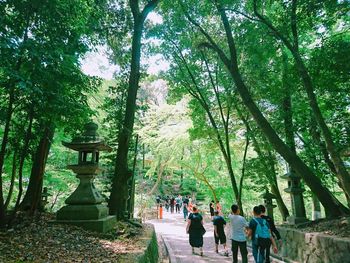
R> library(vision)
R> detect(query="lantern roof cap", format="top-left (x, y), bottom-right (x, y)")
top-left (260, 188), bottom-right (276, 199)
top-left (62, 122), bottom-right (112, 152)
top-left (281, 171), bottom-right (301, 179)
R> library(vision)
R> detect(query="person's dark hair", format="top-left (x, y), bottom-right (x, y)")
top-left (253, 206), bottom-right (262, 215)
top-left (211, 200), bottom-right (214, 203)
top-left (231, 204), bottom-right (239, 213)
top-left (259, 204), bottom-right (266, 213)
top-left (216, 200), bottom-right (220, 203)
top-left (192, 206), bottom-right (198, 212)
top-left (214, 210), bottom-right (219, 215)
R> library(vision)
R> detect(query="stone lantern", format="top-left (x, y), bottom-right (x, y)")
top-left (39, 187), bottom-right (50, 212)
top-left (56, 122), bottom-right (116, 232)
top-left (281, 171), bottom-right (308, 224)
top-left (260, 188), bottom-right (277, 220)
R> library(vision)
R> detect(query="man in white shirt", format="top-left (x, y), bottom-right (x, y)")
top-left (228, 204), bottom-right (248, 263)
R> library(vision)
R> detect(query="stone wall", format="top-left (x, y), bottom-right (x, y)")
top-left (277, 227), bottom-right (350, 263)
top-left (119, 224), bottom-right (159, 263)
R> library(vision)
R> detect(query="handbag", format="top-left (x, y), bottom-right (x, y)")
top-left (201, 225), bottom-right (206, 236)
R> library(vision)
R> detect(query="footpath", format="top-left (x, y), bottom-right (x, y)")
top-left (149, 211), bottom-right (285, 263)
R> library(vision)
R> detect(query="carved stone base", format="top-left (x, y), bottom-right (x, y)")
top-left (55, 216), bottom-right (116, 233)
top-left (57, 204), bottom-right (109, 220)
top-left (287, 215), bottom-right (309, 225)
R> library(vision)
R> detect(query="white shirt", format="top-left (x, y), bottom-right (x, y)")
top-left (229, 214), bottom-right (248, 242)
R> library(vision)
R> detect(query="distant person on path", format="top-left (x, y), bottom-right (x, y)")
top-left (170, 197), bottom-right (175, 213)
top-left (183, 202), bottom-right (189, 221)
top-left (186, 206), bottom-right (205, 256)
top-left (229, 204), bottom-right (248, 263)
top-left (175, 195), bottom-right (181, 213)
top-left (248, 206), bottom-right (278, 263)
top-left (159, 203), bottom-right (163, 219)
top-left (165, 198), bottom-right (169, 212)
top-left (216, 200), bottom-right (222, 215)
top-left (156, 195), bottom-right (161, 207)
top-left (259, 204), bottom-right (281, 263)
top-left (209, 200), bottom-right (215, 220)
top-left (183, 195), bottom-right (189, 205)
top-left (213, 210), bottom-right (228, 256)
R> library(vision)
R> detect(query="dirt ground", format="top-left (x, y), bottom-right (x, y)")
top-left (0, 213), bottom-right (148, 262)
top-left (291, 216), bottom-right (350, 238)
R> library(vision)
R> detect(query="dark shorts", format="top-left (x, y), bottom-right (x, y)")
top-left (210, 210), bottom-right (214, 216)
top-left (214, 233), bottom-right (226, 244)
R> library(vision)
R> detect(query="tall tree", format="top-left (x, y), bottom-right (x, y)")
top-left (109, 0), bottom-right (161, 219)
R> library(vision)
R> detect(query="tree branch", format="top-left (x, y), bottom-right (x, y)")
top-left (224, 8), bottom-right (260, 22)
top-left (253, 0), bottom-right (295, 51)
top-left (179, 0), bottom-right (231, 68)
top-left (141, 0), bottom-right (161, 22)
top-left (291, 0), bottom-right (299, 51)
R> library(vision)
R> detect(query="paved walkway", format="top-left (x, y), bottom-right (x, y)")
top-left (149, 211), bottom-right (284, 263)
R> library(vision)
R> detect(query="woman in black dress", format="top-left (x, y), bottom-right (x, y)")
top-left (186, 206), bottom-right (205, 256)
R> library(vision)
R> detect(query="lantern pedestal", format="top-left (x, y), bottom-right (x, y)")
top-left (282, 171), bottom-right (308, 225)
top-left (55, 122), bottom-right (115, 233)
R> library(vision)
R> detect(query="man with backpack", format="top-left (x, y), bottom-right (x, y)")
top-left (248, 206), bottom-right (278, 263)
top-left (259, 204), bottom-right (281, 263)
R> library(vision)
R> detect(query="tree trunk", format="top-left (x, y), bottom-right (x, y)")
top-left (229, 66), bottom-right (348, 216)
top-left (13, 108), bottom-right (34, 212)
top-left (149, 162), bottom-right (166, 195)
top-left (4, 152), bottom-right (17, 210)
top-left (127, 135), bottom-right (139, 219)
top-left (199, 174), bottom-right (218, 204)
top-left (238, 132), bottom-right (249, 215)
top-left (236, 105), bottom-right (290, 220)
top-left (0, 88), bottom-right (15, 227)
top-left (109, 0), bottom-right (160, 219)
top-left (19, 125), bottom-right (54, 213)
top-left (270, 183), bottom-right (289, 221)
top-left (310, 115), bottom-right (350, 207)
top-left (0, 19), bottom-right (30, 226)
top-left (281, 53), bottom-right (306, 218)
top-left (50, 190), bottom-right (62, 211)
top-left (293, 52), bottom-right (350, 202)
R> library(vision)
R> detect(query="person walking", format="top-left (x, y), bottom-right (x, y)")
top-left (209, 200), bottom-right (215, 220)
top-left (183, 195), bottom-right (189, 205)
top-left (165, 198), bottom-right (169, 212)
top-left (259, 204), bottom-right (281, 263)
top-left (175, 195), bottom-right (181, 213)
top-left (213, 210), bottom-right (228, 256)
top-left (170, 197), bottom-right (175, 214)
top-left (216, 200), bottom-right (222, 215)
top-left (186, 206), bottom-right (205, 256)
top-left (248, 206), bottom-right (278, 263)
top-left (183, 202), bottom-right (189, 221)
top-left (228, 204), bottom-right (248, 263)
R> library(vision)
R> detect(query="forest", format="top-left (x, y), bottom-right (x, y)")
top-left (0, 0), bottom-right (349, 261)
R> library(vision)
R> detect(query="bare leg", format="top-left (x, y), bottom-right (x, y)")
top-left (200, 247), bottom-right (203, 256)
top-left (223, 243), bottom-right (228, 256)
